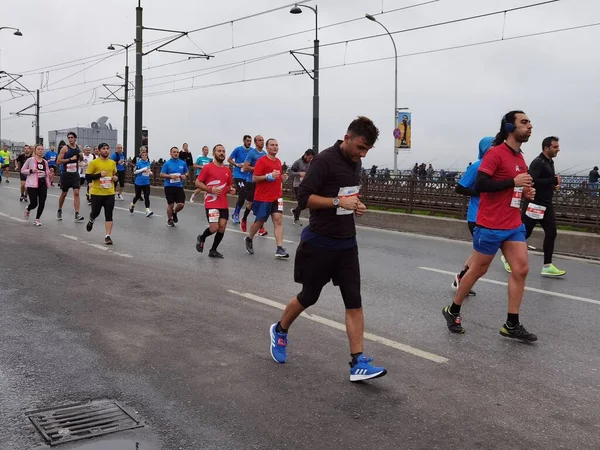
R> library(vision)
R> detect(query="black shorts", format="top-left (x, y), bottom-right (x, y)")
top-left (468, 221), bottom-right (476, 236)
top-left (20, 173), bottom-right (27, 182)
top-left (245, 181), bottom-right (256, 202)
top-left (205, 208), bottom-right (230, 223)
top-left (60, 174), bottom-right (81, 191)
top-left (116, 171), bottom-right (126, 188)
top-left (164, 186), bottom-right (185, 205)
top-left (233, 178), bottom-right (246, 192)
top-left (90, 194), bottom-right (115, 222)
top-left (294, 241), bottom-right (361, 309)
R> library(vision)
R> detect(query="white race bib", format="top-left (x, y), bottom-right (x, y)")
top-left (277, 198), bottom-right (284, 212)
top-left (336, 185), bottom-right (360, 215)
top-left (100, 177), bottom-right (113, 189)
top-left (208, 209), bottom-right (220, 223)
top-left (510, 187), bottom-right (523, 209)
top-left (525, 202), bottom-right (546, 220)
top-left (66, 163), bottom-right (77, 173)
top-left (37, 171), bottom-right (45, 178)
top-left (170, 173), bottom-right (181, 184)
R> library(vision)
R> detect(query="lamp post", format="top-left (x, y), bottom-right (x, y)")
top-left (365, 14), bottom-right (398, 174)
top-left (0, 26), bottom-right (23, 146)
top-left (290, 4), bottom-right (319, 154)
top-left (108, 43), bottom-right (133, 158)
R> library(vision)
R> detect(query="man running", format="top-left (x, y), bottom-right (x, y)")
top-left (16, 145), bottom-right (32, 202)
top-left (56, 132), bottom-right (85, 221)
top-left (160, 146), bottom-right (188, 227)
top-left (190, 145), bottom-right (212, 203)
top-left (0, 144), bottom-right (10, 183)
top-left (111, 144), bottom-right (126, 201)
top-left (43, 145), bottom-right (58, 186)
top-left (289, 149), bottom-right (315, 226)
top-left (228, 135), bottom-right (253, 223)
top-left (80, 146), bottom-right (94, 204)
top-left (195, 144), bottom-right (235, 258)
top-left (242, 135), bottom-right (267, 236)
top-left (443, 110), bottom-right (538, 342)
top-left (85, 143), bottom-right (118, 245)
top-left (244, 138), bottom-right (289, 259)
top-left (269, 116), bottom-right (388, 382)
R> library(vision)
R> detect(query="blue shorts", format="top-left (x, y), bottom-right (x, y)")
top-left (251, 200), bottom-right (283, 222)
top-left (473, 224), bottom-right (526, 255)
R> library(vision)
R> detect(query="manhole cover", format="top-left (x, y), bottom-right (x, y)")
top-left (26, 400), bottom-right (144, 446)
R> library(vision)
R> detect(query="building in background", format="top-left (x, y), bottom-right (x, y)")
top-left (1, 139), bottom-right (27, 161)
top-left (48, 116), bottom-right (118, 154)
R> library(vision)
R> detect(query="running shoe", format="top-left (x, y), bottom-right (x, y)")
top-left (269, 323), bottom-right (287, 364)
top-left (275, 247), bottom-right (289, 259)
top-left (145, 209), bottom-right (154, 218)
top-left (23, 195), bottom-right (28, 203)
top-left (442, 305), bottom-right (465, 334)
top-left (19, 196), bottom-right (23, 203)
top-left (75, 213), bottom-right (85, 222)
top-left (167, 219), bottom-right (175, 227)
top-left (258, 227), bottom-right (268, 236)
top-left (172, 211), bottom-right (178, 223)
top-left (293, 219), bottom-right (302, 227)
top-left (196, 234), bottom-right (205, 253)
top-left (245, 237), bottom-right (254, 255)
top-left (57, 210), bottom-right (62, 221)
top-left (499, 323), bottom-right (538, 342)
top-left (241, 218), bottom-right (247, 232)
top-left (86, 219), bottom-right (94, 232)
top-left (541, 264), bottom-right (566, 277)
top-left (232, 213), bottom-right (240, 224)
top-left (349, 355), bottom-right (387, 382)
top-left (208, 249), bottom-right (224, 258)
top-left (117, 194), bottom-right (124, 201)
top-left (34, 219), bottom-right (42, 226)
top-left (451, 273), bottom-right (476, 296)
top-left (501, 255), bottom-right (512, 273)
top-left (87, 200), bottom-right (92, 206)
top-left (24, 210), bottom-right (30, 220)
top-left (190, 193), bottom-right (196, 203)
top-left (105, 235), bottom-right (113, 245)
top-left (129, 203), bottom-right (135, 213)
top-left (5, 179), bottom-right (8, 183)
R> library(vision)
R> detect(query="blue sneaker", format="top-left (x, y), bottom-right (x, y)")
top-left (269, 323), bottom-right (287, 363)
top-left (232, 213), bottom-right (240, 224)
top-left (349, 355), bottom-right (387, 382)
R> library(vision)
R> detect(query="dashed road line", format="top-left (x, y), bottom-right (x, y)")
top-left (60, 234), bottom-right (133, 258)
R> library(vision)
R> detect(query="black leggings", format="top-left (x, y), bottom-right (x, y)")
top-left (293, 187), bottom-right (303, 220)
top-left (27, 184), bottom-right (48, 219)
top-left (522, 203), bottom-right (557, 264)
top-left (133, 184), bottom-right (150, 208)
top-left (90, 195), bottom-right (115, 222)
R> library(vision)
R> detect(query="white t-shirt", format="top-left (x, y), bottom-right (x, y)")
top-left (79, 154), bottom-right (95, 176)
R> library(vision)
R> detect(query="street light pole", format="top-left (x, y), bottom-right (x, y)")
top-left (135, 0), bottom-right (143, 159)
top-left (0, 26), bottom-right (23, 146)
top-left (365, 14), bottom-right (398, 174)
top-left (108, 43), bottom-right (133, 158)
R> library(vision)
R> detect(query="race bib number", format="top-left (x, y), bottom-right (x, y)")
top-left (50, 156), bottom-right (56, 162)
top-left (525, 202), bottom-right (546, 220)
top-left (208, 209), bottom-right (220, 223)
top-left (336, 185), bottom-right (360, 215)
top-left (142, 171), bottom-right (150, 177)
top-left (277, 198), bottom-right (284, 212)
top-left (510, 187), bottom-right (523, 208)
top-left (66, 163), bottom-right (77, 173)
top-left (170, 174), bottom-right (181, 184)
top-left (100, 177), bottom-right (113, 189)
top-left (37, 171), bottom-right (45, 179)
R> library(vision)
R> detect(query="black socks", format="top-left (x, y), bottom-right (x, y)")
top-left (211, 231), bottom-right (224, 251)
top-left (449, 302), bottom-right (461, 315)
top-left (275, 322), bottom-right (287, 334)
top-left (507, 313), bottom-right (519, 327)
top-left (458, 265), bottom-right (469, 280)
top-left (200, 228), bottom-right (214, 240)
top-left (242, 207), bottom-right (251, 221)
top-left (351, 352), bottom-right (363, 366)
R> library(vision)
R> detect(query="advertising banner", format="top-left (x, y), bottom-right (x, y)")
top-left (395, 111), bottom-right (411, 151)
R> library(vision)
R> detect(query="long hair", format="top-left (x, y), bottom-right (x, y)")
top-left (493, 110), bottom-right (525, 147)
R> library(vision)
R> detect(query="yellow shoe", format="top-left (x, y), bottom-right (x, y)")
top-left (501, 255), bottom-right (512, 273)
top-left (541, 264), bottom-right (566, 277)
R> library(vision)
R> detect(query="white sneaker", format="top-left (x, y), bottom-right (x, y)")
top-left (117, 194), bottom-right (124, 201)
top-left (34, 219), bottom-right (42, 226)
top-left (146, 209), bottom-right (154, 217)
top-left (190, 193), bottom-right (196, 203)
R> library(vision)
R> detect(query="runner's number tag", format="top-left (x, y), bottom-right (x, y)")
top-left (510, 187), bottom-right (523, 208)
top-left (208, 209), bottom-right (220, 223)
top-left (277, 198), bottom-right (284, 212)
top-left (170, 174), bottom-right (181, 184)
top-left (100, 176), bottom-right (113, 189)
top-left (336, 185), bottom-right (360, 215)
top-left (66, 163), bottom-right (77, 173)
top-left (525, 202), bottom-right (546, 220)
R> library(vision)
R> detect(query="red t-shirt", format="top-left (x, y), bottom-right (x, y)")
top-left (476, 143), bottom-right (528, 229)
top-left (197, 162), bottom-right (232, 209)
top-left (254, 155), bottom-right (283, 202)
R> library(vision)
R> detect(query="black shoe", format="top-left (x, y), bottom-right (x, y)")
top-left (105, 235), bottom-right (113, 245)
top-left (57, 210), bottom-right (63, 221)
top-left (196, 234), bottom-right (205, 253)
top-left (442, 306), bottom-right (465, 334)
top-left (208, 249), bottom-right (224, 258)
top-left (75, 213), bottom-right (85, 222)
top-left (23, 196), bottom-right (28, 203)
top-left (500, 323), bottom-right (537, 342)
top-left (245, 237), bottom-right (254, 255)
top-left (172, 211), bottom-right (178, 223)
top-left (19, 196), bottom-right (23, 203)
top-left (129, 203), bottom-right (135, 213)
top-left (167, 219), bottom-right (175, 227)
top-left (86, 220), bottom-right (94, 232)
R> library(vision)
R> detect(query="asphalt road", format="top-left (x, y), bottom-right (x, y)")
top-left (1, 183), bottom-right (599, 450)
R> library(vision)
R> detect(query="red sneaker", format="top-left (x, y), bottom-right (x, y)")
top-left (241, 218), bottom-right (247, 232)
top-left (258, 227), bottom-right (268, 236)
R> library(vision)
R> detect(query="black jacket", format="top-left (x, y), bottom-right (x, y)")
top-left (527, 152), bottom-right (558, 207)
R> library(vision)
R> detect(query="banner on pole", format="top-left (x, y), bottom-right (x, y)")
top-left (394, 111), bottom-right (411, 151)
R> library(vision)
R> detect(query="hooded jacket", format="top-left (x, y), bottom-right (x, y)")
top-left (20, 156), bottom-right (52, 189)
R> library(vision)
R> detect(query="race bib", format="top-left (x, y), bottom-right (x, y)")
top-left (50, 156), bottom-right (56, 162)
top-left (100, 177), bottom-right (113, 189)
top-left (170, 173), bottom-right (181, 184)
top-left (37, 171), bottom-right (45, 179)
top-left (336, 185), bottom-right (360, 216)
top-left (525, 202), bottom-right (546, 220)
top-left (510, 187), bottom-right (523, 208)
top-left (277, 197), bottom-right (284, 212)
top-left (141, 171), bottom-right (150, 177)
top-left (66, 163), bottom-right (77, 173)
top-left (208, 209), bottom-right (220, 223)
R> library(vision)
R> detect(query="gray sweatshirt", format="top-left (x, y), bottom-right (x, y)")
top-left (289, 156), bottom-right (311, 188)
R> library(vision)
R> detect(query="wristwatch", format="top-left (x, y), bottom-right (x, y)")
top-left (333, 197), bottom-right (340, 207)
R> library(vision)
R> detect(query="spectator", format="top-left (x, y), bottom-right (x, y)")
top-left (589, 166), bottom-right (599, 196)
top-left (370, 165), bottom-right (378, 177)
top-left (282, 161), bottom-right (288, 173)
top-left (412, 163), bottom-right (418, 178)
top-left (427, 164), bottom-right (434, 180)
top-left (418, 163), bottom-right (427, 180)
top-left (179, 143), bottom-right (194, 168)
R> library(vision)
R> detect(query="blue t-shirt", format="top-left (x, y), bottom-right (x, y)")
top-left (230, 146), bottom-right (252, 180)
top-left (135, 160), bottom-right (152, 186)
top-left (195, 155), bottom-right (213, 176)
top-left (44, 150), bottom-right (58, 167)
top-left (161, 158), bottom-right (188, 188)
top-left (111, 152), bottom-right (126, 172)
top-left (458, 160), bottom-right (482, 223)
top-left (244, 148), bottom-right (266, 181)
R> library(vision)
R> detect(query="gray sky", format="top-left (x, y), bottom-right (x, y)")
top-left (1, 0), bottom-right (599, 174)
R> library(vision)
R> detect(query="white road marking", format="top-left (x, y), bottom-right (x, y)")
top-left (419, 267), bottom-right (600, 306)
top-left (0, 212), bottom-right (27, 223)
top-left (59, 234), bottom-right (133, 258)
top-left (227, 228), bottom-right (294, 244)
top-left (228, 289), bottom-right (449, 364)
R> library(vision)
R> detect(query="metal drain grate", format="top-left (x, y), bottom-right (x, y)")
top-left (26, 400), bottom-right (144, 446)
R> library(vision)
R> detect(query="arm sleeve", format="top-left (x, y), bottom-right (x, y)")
top-left (85, 161), bottom-right (101, 180)
top-left (474, 171), bottom-right (515, 192)
top-left (528, 159), bottom-right (557, 187)
top-left (297, 156), bottom-right (327, 210)
top-left (455, 184), bottom-right (478, 197)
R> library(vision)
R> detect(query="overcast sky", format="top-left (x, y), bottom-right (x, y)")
top-left (1, 0), bottom-right (598, 173)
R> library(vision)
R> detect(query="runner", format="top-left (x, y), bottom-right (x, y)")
top-left (268, 116), bottom-right (388, 382)
top-left (289, 149), bottom-right (315, 226)
top-left (85, 143), bottom-right (118, 245)
top-left (56, 132), bottom-right (85, 222)
top-left (43, 145), bottom-right (58, 186)
top-left (443, 110), bottom-right (538, 342)
top-left (244, 138), bottom-right (289, 258)
top-left (228, 135), bottom-right (253, 223)
top-left (160, 146), bottom-right (188, 227)
top-left (0, 151), bottom-right (4, 183)
top-left (190, 145), bottom-right (212, 203)
top-left (93, 146), bottom-right (99, 158)
top-left (242, 135), bottom-right (268, 236)
top-left (129, 148), bottom-right (154, 217)
top-left (179, 142), bottom-right (194, 170)
top-left (111, 144), bottom-right (126, 201)
top-left (195, 144), bottom-right (235, 258)
top-left (0, 144), bottom-right (10, 183)
top-left (80, 146), bottom-right (94, 204)
top-left (16, 145), bottom-right (32, 202)
top-left (20, 144), bottom-right (51, 226)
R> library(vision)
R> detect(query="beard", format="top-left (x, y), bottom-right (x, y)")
top-left (215, 155), bottom-right (225, 163)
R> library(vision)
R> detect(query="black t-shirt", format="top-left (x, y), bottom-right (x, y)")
top-left (589, 169), bottom-right (599, 183)
top-left (297, 140), bottom-right (361, 239)
top-left (526, 152), bottom-right (558, 207)
top-left (16, 153), bottom-right (29, 168)
top-left (179, 151), bottom-right (194, 168)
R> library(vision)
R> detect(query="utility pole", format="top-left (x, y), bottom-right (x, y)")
top-left (134, 0), bottom-right (143, 159)
top-left (107, 43), bottom-right (133, 157)
top-left (35, 89), bottom-right (40, 144)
